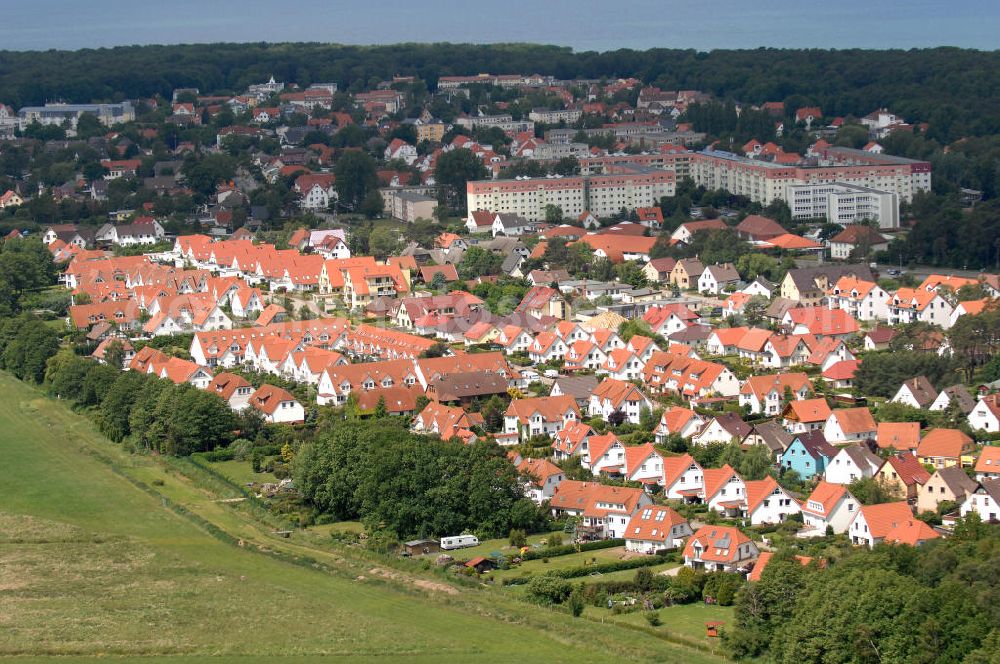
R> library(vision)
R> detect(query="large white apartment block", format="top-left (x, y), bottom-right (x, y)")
top-left (689, 148), bottom-right (931, 208)
top-left (466, 171), bottom-right (675, 222)
top-left (787, 182), bottom-right (900, 229)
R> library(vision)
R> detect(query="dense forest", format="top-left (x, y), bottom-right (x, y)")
top-left (1, 44), bottom-right (1000, 142)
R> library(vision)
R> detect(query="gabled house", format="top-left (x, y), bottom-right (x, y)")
top-left (974, 446), bottom-right (1000, 482)
top-left (206, 372), bottom-right (255, 411)
top-left (825, 445), bottom-right (883, 485)
top-left (930, 384), bottom-right (977, 415)
top-left (891, 376), bottom-right (938, 409)
top-left (959, 480), bottom-right (1000, 523)
top-left (669, 258), bottom-right (705, 290)
top-left (551, 420), bottom-right (595, 460)
top-left (703, 464), bottom-right (746, 517)
top-left (848, 502), bottom-right (916, 547)
top-left (876, 453), bottom-right (930, 501)
top-left (623, 443), bottom-right (664, 486)
top-left (654, 406), bottom-right (705, 443)
top-left (887, 288), bottom-right (955, 328)
top-left (698, 263), bottom-right (741, 295)
top-left (780, 430), bottom-right (836, 479)
top-left (549, 481), bottom-right (651, 540)
top-left (801, 481), bottom-right (858, 535)
top-left (782, 398), bottom-right (832, 434)
top-left (503, 395), bottom-right (580, 443)
top-left (625, 506), bottom-right (692, 554)
top-left (661, 454), bottom-right (704, 501)
top-left (518, 457), bottom-right (566, 504)
top-left (588, 378), bottom-right (653, 425)
top-left (917, 428), bottom-right (976, 469)
top-left (248, 384), bottom-right (304, 423)
top-left (916, 465), bottom-right (978, 515)
top-left (744, 476), bottom-right (801, 525)
top-left (824, 407), bottom-right (877, 444)
top-left (968, 394), bottom-right (1000, 433)
top-left (739, 372), bottom-right (812, 416)
top-left (683, 525), bottom-right (758, 573)
top-left (876, 421), bottom-right (921, 452)
top-left (691, 413), bottom-right (752, 446)
top-left (584, 432), bottom-right (627, 476)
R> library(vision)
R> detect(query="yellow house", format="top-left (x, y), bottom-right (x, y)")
top-left (916, 428), bottom-right (977, 469)
top-left (670, 258), bottom-right (705, 290)
top-left (416, 122), bottom-right (447, 144)
top-left (875, 454), bottom-right (930, 501)
top-left (0, 190), bottom-right (24, 209)
top-left (916, 466), bottom-right (978, 515)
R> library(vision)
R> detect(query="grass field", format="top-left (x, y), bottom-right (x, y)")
top-left (0, 373), bottom-right (725, 663)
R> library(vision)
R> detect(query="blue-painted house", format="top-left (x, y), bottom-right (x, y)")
top-left (780, 430), bottom-right (837, 479)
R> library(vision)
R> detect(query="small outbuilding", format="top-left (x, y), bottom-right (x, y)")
top-left (403, 539), bottom-right (441, 556)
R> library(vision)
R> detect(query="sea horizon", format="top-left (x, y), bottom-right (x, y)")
top-left (1, 0), bottom-right (998, 53)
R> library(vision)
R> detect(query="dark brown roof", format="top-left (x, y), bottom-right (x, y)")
top-left (428, 371), bottom-right (509, 401)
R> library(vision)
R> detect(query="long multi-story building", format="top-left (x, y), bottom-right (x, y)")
top-left (456, 114), bottom-right (535, 135)
top-left (17, 102), bottom-right (135, 130)
top-left (466, 170), bottom-right (675, 222)
top-left (787, 182), bottom-right (900, 228)
top-left (690, 148), bottom-right (931, 207)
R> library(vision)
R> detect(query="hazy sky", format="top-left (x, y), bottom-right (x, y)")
top-left (2, 0), bottom-right (998, 51)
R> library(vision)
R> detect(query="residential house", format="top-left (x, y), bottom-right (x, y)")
top-left (703, 464), bottom-right (746, 517)
top-left (876, 453), bottom-right (930, 501)
top-left (516, 286), bottom-right (571, 320)
top-left (654, 407), bottom-right (705, 443)
top-left (782, 398), bottom-right (832, 434)
top-left (745, 476), bottom-right (801, 525)
top-left (643, 257), bottom-right (677, 284)
top-left (691, 413), bottom-right (752, 446)
top-left (848, 502), bottom-right (917, 547)
top-left (876, 421), bottom-right (921, 452)
top-left (683, 525), bottom-right (759, 573)
top-left (742, 421), bottom-right (794, 460)
top-left (916, 428), bottom-right (976, 469)
top-left (623, 443), bottom-right (665, 486)
top-left (825, 445), bottom-right (883, 485)
top-left (549, 481), bottom-right (651, 540)
top-left (661, 454), bottom-right (704, 501)
top-left (824, 407), bottom-right (877, 444)
top-left (780, 431), bottom-right (836, 479)
top-left (584, 432), bottom-right (627, 476)
top-left (801, 481), bottom-right (858, 535)
top-left (624, 506), bottom-right (692, 554)
top-left (930, 384), bottom-right (976, 415)
top-left (829, 225), bottom-right (888, 260)
top-left (503, 395), bottom-right (580, 443)
top-left (248, 384), bottom-right (304, 423)
top-left (887, 288), bottom-right (955, 328)
top-left (551, 420), bottom-right (594, 461)
top-left (206, 372), bottom-right (256, 411)
top-left (974, 446), bottom-right (1000, 482)
top-left (518, 458), bottom-right (565, 504)
top-left (824, 276), bottom-right (890, 321)
top-left (588, 378), bottom-right (653, 425)
top-left (968, 394), bottom-right (1000, 433)
top-left (917, 465), bottom-right (979, 515)
top-left (739, 372), bottom-right (812, 416)
top-left (698, 263), bottom-right (740, 295)
top-left (550, 375), bottom-right (600, 410)
top-left (959, 480), bottom-right (1000, 523)
top-left (670, 258), bottom-right (706, 290)
top-left (891, 376), bottom-right (938, 409)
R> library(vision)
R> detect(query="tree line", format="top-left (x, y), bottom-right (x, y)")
top-left (0, 44), bottom-right (999, 143)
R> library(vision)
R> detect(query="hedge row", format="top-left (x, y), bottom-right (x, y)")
top-left (520, 538), bottom-right (624, 561)
top-left (503, 554), bottom-right (670, 585)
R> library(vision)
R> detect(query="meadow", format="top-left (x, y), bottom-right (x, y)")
top-left (0, 373), bottom-right (724, 663)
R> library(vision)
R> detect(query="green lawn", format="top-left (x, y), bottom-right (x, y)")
top-left (0, 373), bottom-right (724, 663)
top-left (490, 546), bottom-right (631, 581)
top-left (589, 602), bottom-right (735, 655)
top-left (441, 530), bottom-right (566, 560)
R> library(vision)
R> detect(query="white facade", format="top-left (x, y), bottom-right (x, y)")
top-left (787, 182), bottom-right (900, 229)
top-left (825, 448), bottom-right (880, 484)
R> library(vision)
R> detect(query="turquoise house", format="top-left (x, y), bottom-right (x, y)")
top-left (780, 431), bottom-right (836, 479)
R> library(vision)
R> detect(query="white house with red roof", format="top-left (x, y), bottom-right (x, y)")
top-left (294, 173), bottom-right (337, 210)
top-left (551, 420), bottom-right (594, 460)
top-left (549, 480), bottom-right (651, 540)
top-left (661, 454), bottom-right (704, 501)
top-left (588, 378), bottom-right (653, 425)
top-left (249, 384), bottom-right (304, 423)
top-left (847, 502), bottom-right (928, 548)
top-left (584, 432), bottom-right (627, 476)
top-left (503, 395), bottom-right (579, 443)
top-left (703, 464), bottom-right (746, 517)
top-left (518, 457), bottom-right (565, 503)
top-left (745, 476), bottom-right (801, 525)
top-left (384, 138), bottom-right (418, 165)
top-left (683, 525), bottom-right (758, 573)
top-left (739, 373), bottom-right (812, 416)
top-left (800, 481), bottom-right (859, 535)
top-left (623, 443), bottom-right (664, 485)
top-left (655, 407), bottom-right (705, 443)
top-left (887, 288), bottom-right (955, 328)
top-left (825, 276), bottom-right (890, 321)
top-left (624, 506), bottom-right (692, 554)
